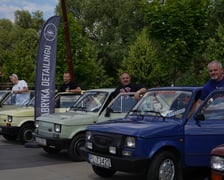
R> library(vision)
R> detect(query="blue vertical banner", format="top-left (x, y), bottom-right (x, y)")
top-left (35, 16), bottom-right (60, 120)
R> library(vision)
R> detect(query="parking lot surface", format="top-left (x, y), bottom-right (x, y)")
top-left (0, 135), bottom-right (146, 180)
top-left (0, 135), bottom-right (210, 180)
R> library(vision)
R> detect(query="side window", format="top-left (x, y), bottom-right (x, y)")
top-left (200, 93), bottom-right (224, 120)
top-left (59, 95), bottom-right (80, 108)
top-left (110, 94), bottom-right (135, 113)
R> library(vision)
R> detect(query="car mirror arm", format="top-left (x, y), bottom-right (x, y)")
top-left (105, 107), bottom-right (113, 117)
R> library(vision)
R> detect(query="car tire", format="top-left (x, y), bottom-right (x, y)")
top-left (18, 123), bottom-right (35, 143)
top-left (147, 151), bottom-right (183, 180)
top-left (68, 133), bottom-right (85, 161)
top-left (92, 165), bottom-right (116, 177)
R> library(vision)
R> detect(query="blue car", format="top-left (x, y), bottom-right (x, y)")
top-left (81, 87), bottom-right (224, 179)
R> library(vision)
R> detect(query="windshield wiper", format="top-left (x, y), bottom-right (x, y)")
top-left (70, 106), bottom-right (87, 111)
top-left (143, 110), bottom-right (165, 121)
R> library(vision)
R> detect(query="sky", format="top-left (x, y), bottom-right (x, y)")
top-left (0, 0), bottom-right (58, 22)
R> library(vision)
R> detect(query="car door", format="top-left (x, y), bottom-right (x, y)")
top-left (184, 90), bottom-right (224, 167)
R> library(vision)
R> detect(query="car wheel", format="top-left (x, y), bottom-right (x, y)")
top-left (68, 133), bottom-right (85, 161)
top-left (92, 165), bottom-right (116, 177)
top-left (2, 134), bottom-right (17, 141)
top-left (147, 151), bottom-right (182, 180)
top-left (18, 123), bottom-right (35, 143)
top-left (43, 146), bottom-right (61, 154)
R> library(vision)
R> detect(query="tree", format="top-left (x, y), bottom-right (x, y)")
top-left (2, 28), bottom-right (38, 85)
top-left (56, 13), bottom-right (112, 89)
top-left (58, 0), bottom-right (145, 83)
top-left (15, 10), bottom-right (44, 30)
top-left (0, 10), bottom-right (44, 86)
top-left (144, 0), bottom-right (212, 85)
top-left (119, 28), bottom-right (160, 87)
top-left (14, 10), bottom-right (32, 29)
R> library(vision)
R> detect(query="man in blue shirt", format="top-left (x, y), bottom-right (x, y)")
top-left (192, 60), bottom-right (224, 113)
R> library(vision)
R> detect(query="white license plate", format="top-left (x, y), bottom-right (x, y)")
top-left (88, 154), bottom-right (111, 168)
top-left (35, 137), bottom-right (46, 146)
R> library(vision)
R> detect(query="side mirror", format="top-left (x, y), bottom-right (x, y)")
top-left (105, 107), bottom-right (113, 117)
top-left (194, 113), bottom-right (205, 121)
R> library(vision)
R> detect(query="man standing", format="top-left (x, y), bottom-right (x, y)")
top-left (58, 71), bottom-right (81, 93)
top-left (9, 73), bottom-right (30, 105)
top-left (190, 60), bottom-right (224, 114)
top-left (112, 72), bottom-right (147, 100)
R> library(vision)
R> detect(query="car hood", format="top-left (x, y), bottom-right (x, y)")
top-left (87, 116), bottom-right (183, 138)
top-left (36, 111), bottom-right (98, 125)
top-left (0, 106), bottom-right (34, 116)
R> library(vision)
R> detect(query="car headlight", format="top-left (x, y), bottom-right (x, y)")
top-left (7, 115), bottom-right (13, 122)
top-left (124, 136), bottom-right (136, 148)
top-left (86, 131), bottom-right (92, 140)
top-left (211, 155), bottom-right (224, 171)
top-left (54, 124), bottom-right (61, 133)
top-left (86, 131), bottom-right (92, 149)
top-left (35, 121), bottom-right (39, 128)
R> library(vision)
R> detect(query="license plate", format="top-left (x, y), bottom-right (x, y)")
top-left (35, 137), bottom-right (46, 146)
top-left (88, 154), bottom-right (111, 168)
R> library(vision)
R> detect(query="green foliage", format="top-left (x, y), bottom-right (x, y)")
top-left (2, 28), bottom-right (38, 84)
top-left (119, 28), bottom-right (160, 87)
top-left (65, 0), bottom-right (145, 81)
top-left (203, 23), bottom-right (224, 64)
top-left (0, 10), bottom-right (43, 87)
top-left (1, 1), bottom-right (224, 89)
top-left (144, 0), bottom-right (211, 85)
top-left (56, 13), bottom-right (112, 89)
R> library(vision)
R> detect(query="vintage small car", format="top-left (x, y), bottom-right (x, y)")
top-left (80, 87), bottom-right (224, 179)
top-left (34, 89), bottom-right (139, 161)
top-left (0, 92), bottom-right (81, 143)
top-left (211, 144), bottom-right (224, 180)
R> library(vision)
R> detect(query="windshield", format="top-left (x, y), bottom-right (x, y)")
top-left (0, 91), bottom-right (7, 100)
top-left (71, 91), bottom-right (108, 112)
top-left (2, 91), bottom-right (35, 106)
top-left (130, 90), bottom-right (192, 120)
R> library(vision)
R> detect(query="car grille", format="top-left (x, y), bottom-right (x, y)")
top-left (91, 132), bottom-right (123, 155)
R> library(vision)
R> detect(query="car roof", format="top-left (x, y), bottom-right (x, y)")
top-left (149, 86), bottom-right (202, 91)
top-left (86, 88), bottom-right (115, 93)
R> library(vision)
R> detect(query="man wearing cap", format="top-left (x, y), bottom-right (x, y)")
top-left (9, 74), bottom-right (30, 105)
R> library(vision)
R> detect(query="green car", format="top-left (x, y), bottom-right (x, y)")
top-left (34, 89), bottom-right (138, 161)
top-left (0, 92), bottom-right (81, 143)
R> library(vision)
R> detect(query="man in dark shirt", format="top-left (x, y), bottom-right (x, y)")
top-left (58, 72), bottom-right (81, 93)
top-left (112, 72), bottom-right (147, 100)
top-left (189, 60), bottom-right (224, 116)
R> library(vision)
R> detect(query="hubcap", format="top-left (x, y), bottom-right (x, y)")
top-left (24, 129), bottom-right (33, 142)
top-left (159, 159), bottom-right (175, 180)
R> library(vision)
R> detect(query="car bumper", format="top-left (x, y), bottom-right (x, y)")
top-left (212, 171), bottom-right (224, 180)
top-left (80, 147), bottom-right (149, 173)
top-left (35, 134), bottom-right (71, 149)
top-left (1, 126), bottom-right (20, 136)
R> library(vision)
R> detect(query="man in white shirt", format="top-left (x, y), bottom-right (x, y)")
top-left (9, 74), bottom-right (30, 105)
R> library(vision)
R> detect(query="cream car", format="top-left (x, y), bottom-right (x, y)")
top-left (34, 89), bottom-right (138, 161)
top-left (0, 92), bottom-right (81, 143)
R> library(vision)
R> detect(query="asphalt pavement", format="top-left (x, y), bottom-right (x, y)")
top-left (0, 135), bottom-right (210, 180)
top-left (0, 135), bottom-right (145, 180)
